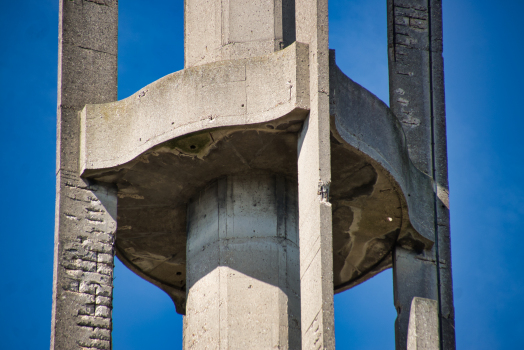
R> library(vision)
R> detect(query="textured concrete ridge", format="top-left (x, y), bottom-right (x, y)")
top-left (388, 1), bottom-right (455, 349)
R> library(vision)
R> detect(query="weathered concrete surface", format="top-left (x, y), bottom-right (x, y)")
top-left (184, 174), bottom-right (300, 349)
top-left (94, 123), bottom-right (304, 313)
top-left (80, 42), bottom-right (310, 174)
top-left (52, 1), bottom-right (118, 349)
top-left (330, 51), bottom-right (436, 293)
top-left (296, 0), bottom-right (335, 348)
top-left (51, 0), bottom-right (458, 349)
top-left (388, 0), bottom-right (455, 349)
top-left (407, 298), bottom-right (439, 350)
top-left (184, 0), bottom-right (296, 67)
top-left (79, 27), bottom-right (440, 322)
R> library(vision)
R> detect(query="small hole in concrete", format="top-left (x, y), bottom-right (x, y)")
top-left (241, 104), bottom-right (245, 107)
top-left (190, 145), bottom-right (196, 149)
top-left (176, 272), bottom-right (182, 276)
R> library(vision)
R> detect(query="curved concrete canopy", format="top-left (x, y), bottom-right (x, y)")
top-left (80, 43), bottom-right (435, 312)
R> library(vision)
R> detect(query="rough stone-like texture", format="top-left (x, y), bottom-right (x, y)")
top-left (407, 298), bottom-right (439, 350)
top-left (184, 174), bottom-right (300, 349)
top-left (296, 0), bottom-right (335, 348)
top-left (52, 1), bottom-right (118, 349)
top-left (184, 0), bottom-right (295, 67)
top-left (388, 0), bottom-right (455, 349)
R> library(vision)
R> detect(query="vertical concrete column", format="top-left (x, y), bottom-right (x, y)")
top-left (52, 1), bottom-right (118, 349)
top-left (296, 0), bottom-right (335, 349)
top-left (184, 0), bottom-right (296, 67)
top-left (387, 0), bottom-right (455, 349)
top-left (184, 174), bottom-right (301, 349)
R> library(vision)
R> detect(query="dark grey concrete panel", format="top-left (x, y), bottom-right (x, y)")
top-left (388, 0), bottom-right (455, 349)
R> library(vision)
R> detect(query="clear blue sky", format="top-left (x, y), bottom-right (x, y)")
top-left (1, 0), bottom-right (523, 349)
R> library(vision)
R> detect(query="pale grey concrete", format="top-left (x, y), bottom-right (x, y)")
top-left (184, 0), bottom-right (296, 67)
top-left (80, 43), bottom-right (310, 175)
top-left (388, 1), bottom-right (455, 349)
top-left (295, 0), bottom-right (335, 348)
top-left (53, 1), bottom-right (118, 349)
top-left (407, 298), bottom-right (439, 350)
top-left (184, 174), bottom-right (300, 349)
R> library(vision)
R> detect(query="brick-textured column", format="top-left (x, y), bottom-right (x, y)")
top-left (296, 0), bottom-right (335, 348)
top-left (51, 1), bottom-right (118, 349)
top-left (387, 0), bottom-right (455, 349)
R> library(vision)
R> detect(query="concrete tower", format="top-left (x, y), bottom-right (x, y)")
top-left (52, 0), bottom-right (454, 349)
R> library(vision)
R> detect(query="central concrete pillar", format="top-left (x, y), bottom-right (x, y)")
top-left (184, 0), bottom-right (296, 67)
top-left (184, 173), bottom-right (301, 349)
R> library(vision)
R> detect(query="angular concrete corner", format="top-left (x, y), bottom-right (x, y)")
top-left (407, 297), bottom-right (439, 350)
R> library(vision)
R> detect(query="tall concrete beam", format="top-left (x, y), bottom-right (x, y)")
top-left (52, 1), bottom-right (118, 349)
top-left (387, 0), bottom-right (455, 349)
top-left (296, 0), bottom-right (335, 349)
